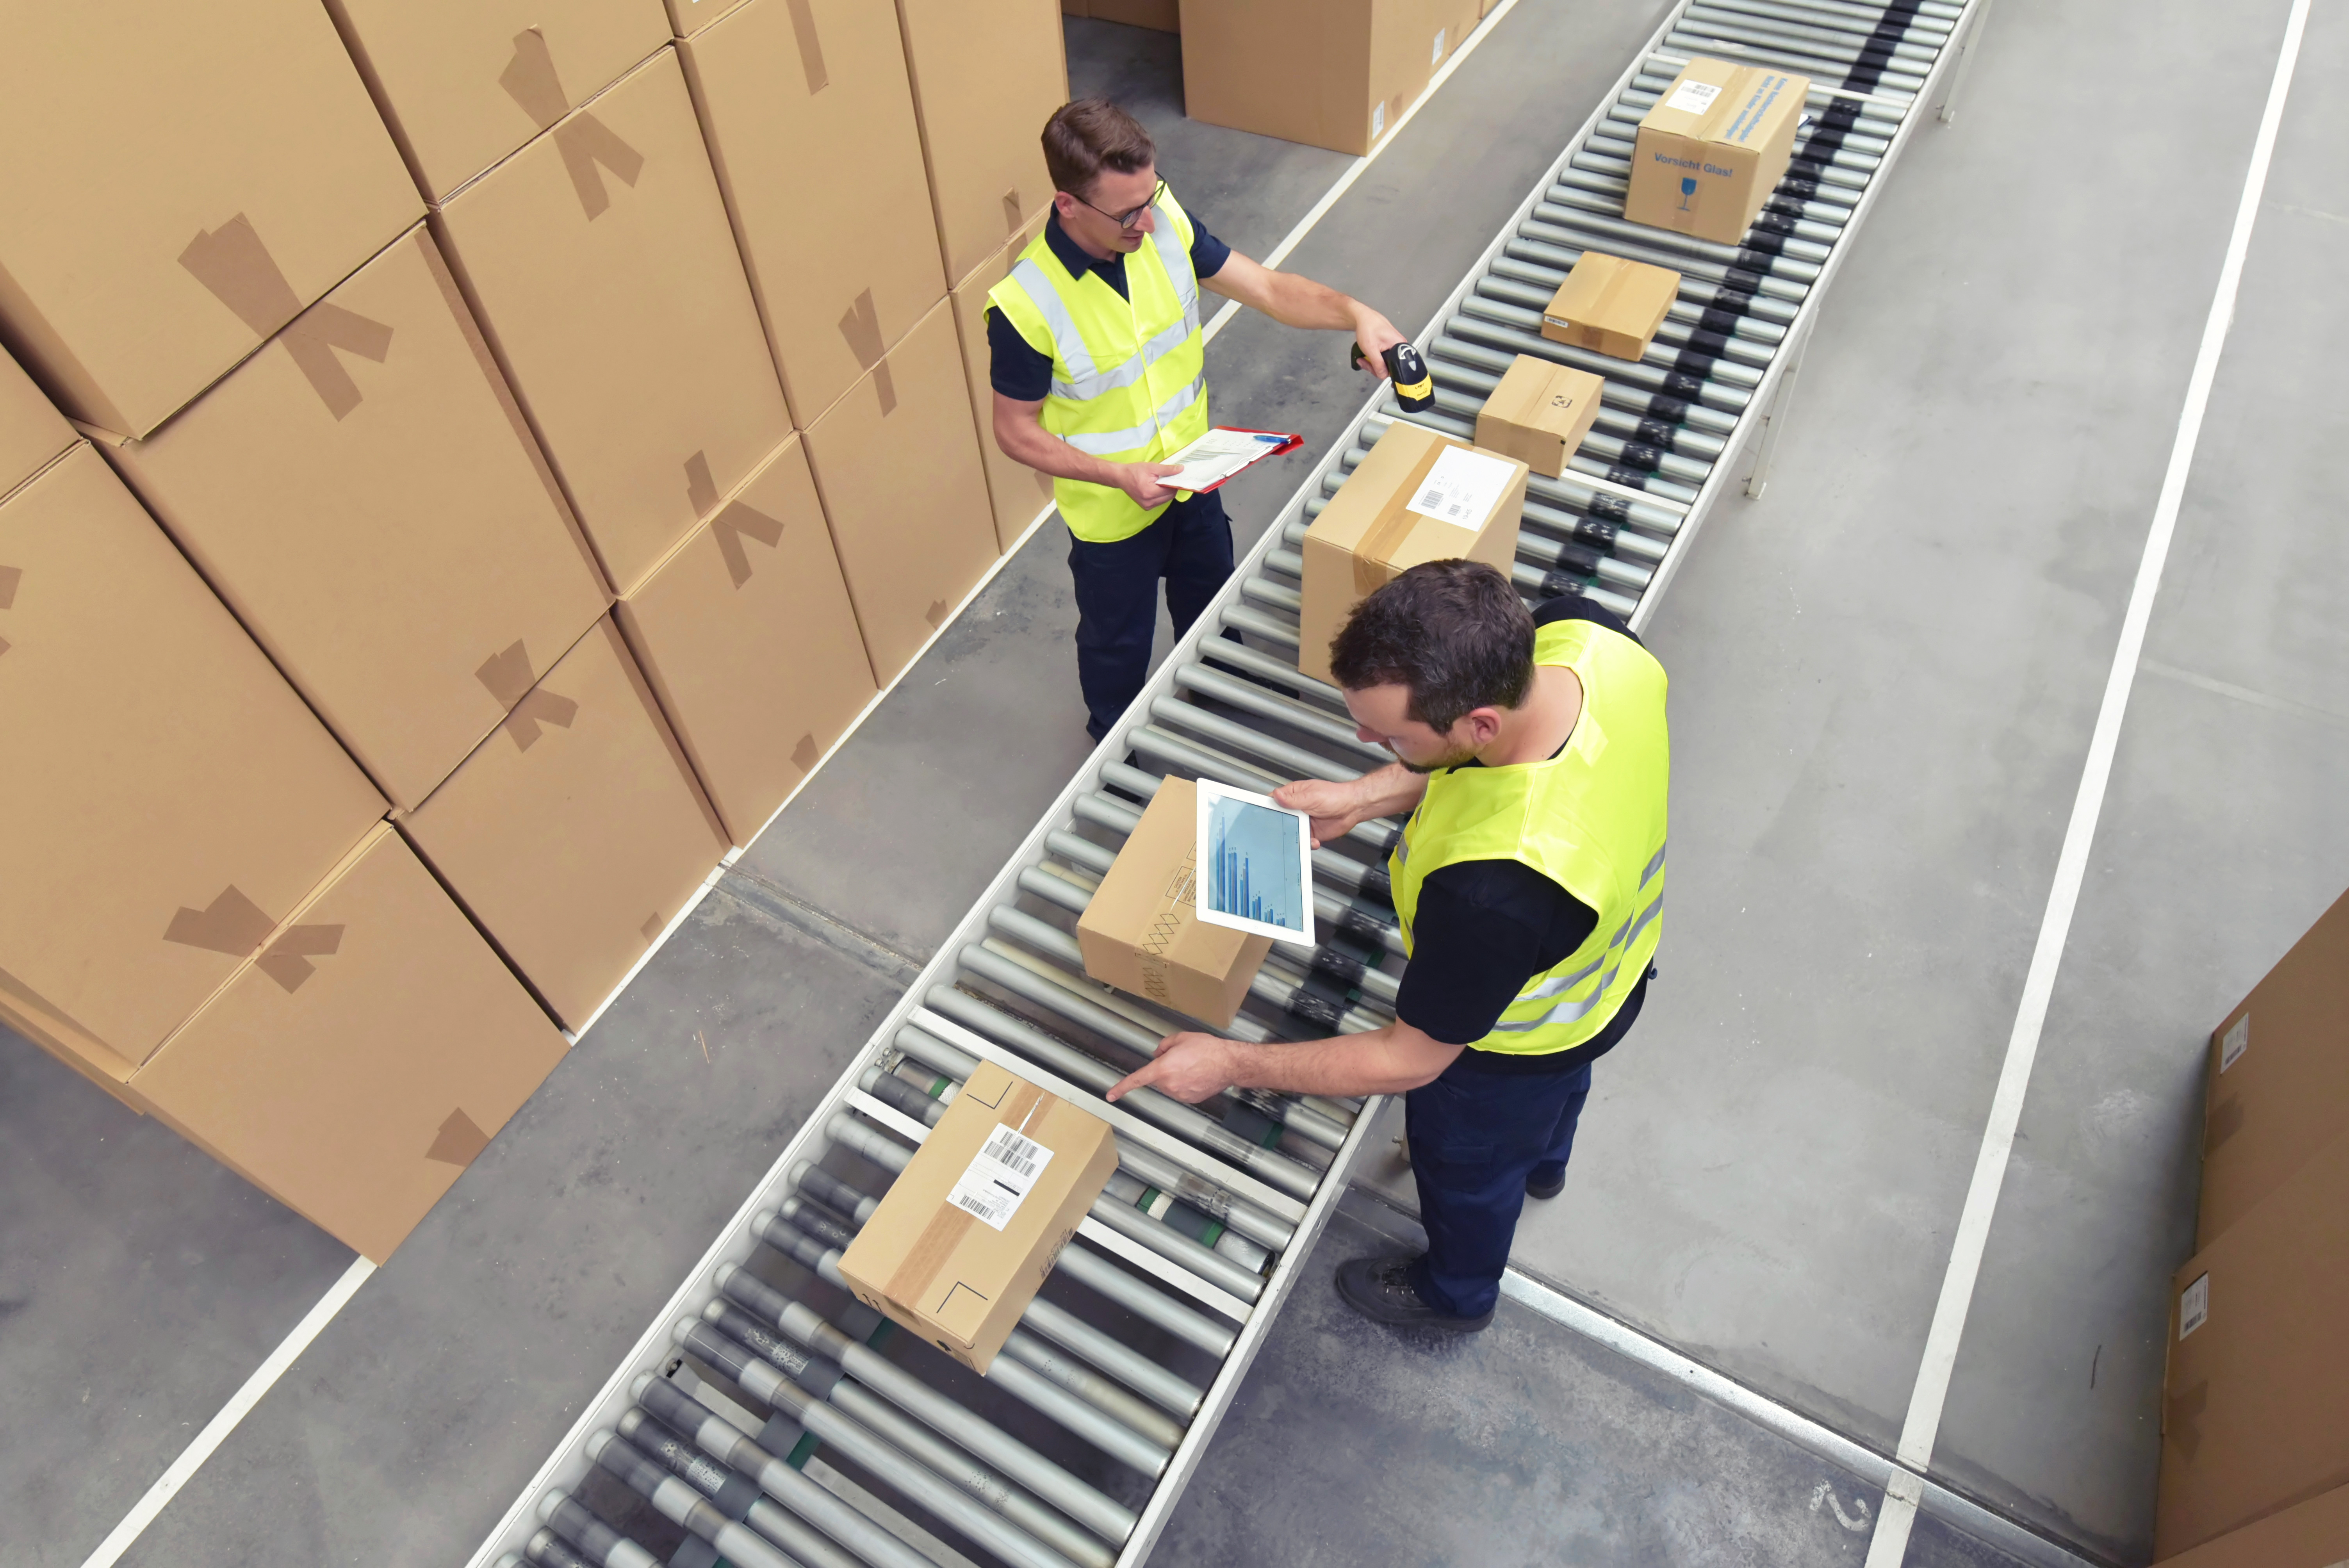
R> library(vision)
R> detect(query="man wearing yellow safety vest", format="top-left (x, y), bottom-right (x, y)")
top-left (987, 100), bottom-right (1410, 740)
top-left (1110, 561), bottom-right (1668, 1333)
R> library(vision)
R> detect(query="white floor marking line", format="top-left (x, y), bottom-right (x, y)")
top-left (1199, 0), bottom-right (1520, 347)
top-left (1864, 1), bottom-right (2313, 1561)
top-left (81, 1256), bottom-right (376, 1568)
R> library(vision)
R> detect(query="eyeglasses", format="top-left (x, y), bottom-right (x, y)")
top-left (1071, 178), bottom-right (1167, 230)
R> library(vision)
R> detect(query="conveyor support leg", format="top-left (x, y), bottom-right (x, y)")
top-left (1937, 0), bottom-right (1996, 125)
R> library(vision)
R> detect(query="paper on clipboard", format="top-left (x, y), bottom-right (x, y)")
top-left (1162, 426), bottom-right (1301, 493)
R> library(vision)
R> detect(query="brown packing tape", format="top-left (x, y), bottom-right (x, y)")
top-left (499, 29), bottom-right (571, 129)
top-left (640, 912), bottom-right (665, 941)
top-left (163, 885), bottom-right (278, 958)
top-left (280, 302), bottom-right (395, 421)
top-left (426, 1107), bottom-right (491, 1167)
top-left (499, 31), bottom-right (646, 220)
top-left (682, 451), bottom-right (786, 587)
top-left (838, 292), bottom-right (897, 415)
top-left (886, 1078), bottom-right (1048, 1312)
top-left (791, 732), bottom-right (820, 772)
top-left (475, 639), bottom-right (579, 750)
top-left (254, 923), bottom-right (345, 993)
top-left (0, 563), bottom-right (23, 608)
top-left (1133, 849), bottom-right (1195, 1001)
top-left (554, 116), bottom-right (646, 221)
top-left (179, 215), bottom-right (303, 336)
top-left (924, 598), bottom-right (948, 628)
top-left (783, 0), bottom-right (830, 93)
top-left (181, 217), bottom-right (396, 417)
top-left (1002, 190), bottom-right (1024, 236)
top-left (1349, 442), bottom-right (1460, 594)
top-left (415, 231), bottom-right (604, 586)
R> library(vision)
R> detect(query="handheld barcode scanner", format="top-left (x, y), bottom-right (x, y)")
top-left (1352, 340), bottom-right (1436, 413)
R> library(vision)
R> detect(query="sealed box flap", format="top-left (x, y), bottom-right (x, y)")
top-left (1078, 777), bottom-right (1259, 973)
top-left (1640, 59), bottom-right (1802, 150)
top-left (1545, 253), bottom-right (1680, 335)
top-left (1485, 356), bottom-right (1600, 436)
top-left (1307, 421), bottom-right (1526, 592)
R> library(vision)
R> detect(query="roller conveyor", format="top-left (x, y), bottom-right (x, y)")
top-left (467, 2), bottom-right (1988, 1562)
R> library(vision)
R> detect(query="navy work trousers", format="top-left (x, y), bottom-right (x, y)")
top-left (1066, 489), bottom-right (1234, 740)
top-left (1404, 1053), bottom-right (1593, 1319)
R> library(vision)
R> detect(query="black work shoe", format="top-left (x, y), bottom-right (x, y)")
top-left (1526, 1164), bottom-right (1567, 1200)
top-left (1334, 1254), bottom-right (1494, 1332)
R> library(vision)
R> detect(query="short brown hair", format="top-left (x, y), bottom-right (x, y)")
top-left (1042, 99), bottom-right (1155, 200)
top-left (1328, 561), bottom-right (1536, 731)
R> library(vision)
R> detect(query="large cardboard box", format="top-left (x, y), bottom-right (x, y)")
top-left (432, 47), bottom-right (791, 595)
top-left (617, 436), bottom-right (877, 846)
top-left (2156, 1482), bottom-right (2349, 1568)
top-left (2155, 1128), bottom-right (2349, 1557)
top-left (801, 302), bottom-right (999, 684)
top-left (1180, 0), bottom-right (1452, 157)
top-left (1625, 58), bottom-right (1809, 245)
top-left (0, 0), bottom-right (421, 438)
top-left (836, 1060), bottom-right (1119, 1372)
top-left (949, 210), bottom-right (1060, 552)
top-left (679, 0), bottom-right (946, 427)
top-left (1541, 252), bottom-right (1682, 362)
top-left (0, 447), bottom-right (387, 1083)
top-left (2198, 887), bottom-right (2349, 1248)
top-left (1475, 355), bottom-right (1605, 479)
top-left (127, 825), bottom-right (569, 1263)
top-left (400, 619), bottom-right (729, 1030)
top-left (102, 228), bottom-right (611, 811)
top-left (1077, 777), bottom-right (1272, 1027)
top-left (325, 0), bottom-right (671, 203)
top-left (1297, 421), bottom-right (1527, 683)
top-left (895, 0), bottom-right (1068, 286)
top-left (1, 346), bottom-right (73, 499)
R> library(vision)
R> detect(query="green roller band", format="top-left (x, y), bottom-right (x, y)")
top-left (785, 1430), bottom-right (822, 1471)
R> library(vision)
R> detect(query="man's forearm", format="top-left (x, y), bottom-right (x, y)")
top-left (1221, 1024), bottom-right (1456, 1098)
top-left (1352, 761), bottom-right (1431, 820)
top-left (1234, 269), bottom-right (1372, 334)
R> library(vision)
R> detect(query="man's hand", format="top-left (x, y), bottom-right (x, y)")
top-left (1107, 1031), bottom-right (1236, 1105)
top-left (1272, 777), bottom-right (1374, 849)
top-left (1350, 309), bottom-right (1409, 379)
top-left (1116, 460), bottom-right (1185, 510)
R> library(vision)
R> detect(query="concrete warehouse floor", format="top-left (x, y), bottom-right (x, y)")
top-left (4, 1), bottom-right (2343, 1564)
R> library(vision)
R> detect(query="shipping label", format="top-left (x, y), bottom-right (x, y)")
top-left (2218, 1014), bottom-right (2249, 1073)
top-left (2178, 1272), bottom-right (2209, 1340)
top-left (1406, 446), bottom-right (1516, 531)
top-left (949, 1123), bottom-right (1055, 1232)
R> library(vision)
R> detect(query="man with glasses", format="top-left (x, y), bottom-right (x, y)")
top-left (988, 98), bottom-right (1412, 741)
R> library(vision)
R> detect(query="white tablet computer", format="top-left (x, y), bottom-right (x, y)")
top-left (1194, 778), bottom-right (1317, 948)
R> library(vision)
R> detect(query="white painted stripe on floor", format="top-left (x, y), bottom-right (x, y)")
top-left (1870, 0), bottom-right (2313, 1560)
top-left (1199, 0), bottom-right (1521, 347)
top-left (80, 1256), bottom-right (375, 1568)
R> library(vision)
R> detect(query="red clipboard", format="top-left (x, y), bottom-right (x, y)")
top-left (1171, 426), bottom-right (1305, 495)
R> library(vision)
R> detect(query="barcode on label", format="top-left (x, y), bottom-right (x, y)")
top-left (1415, 485), bottom-right (1472, 521)
top-left (947, 1123), bottom-right (1055, 1232)
top-left (2219, 1015), bottom-right (2249, 1073)
top-left (1665, 78), bottom-right (1721, 115)
top-left (2178, 1272), bottom-right (2209, 1340)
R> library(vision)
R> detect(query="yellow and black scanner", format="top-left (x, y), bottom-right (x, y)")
top-left (1353, 340), bottom-right (1437, 413)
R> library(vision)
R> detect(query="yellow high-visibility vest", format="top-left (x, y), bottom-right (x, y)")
top-left (1390, 617), bottom-right (1670, 1055)
top-left (987, 189), bottom-right (1211, 543)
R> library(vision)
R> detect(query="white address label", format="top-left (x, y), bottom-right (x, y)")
top-left (2178, 1272), bottom-right (2210, 1340)
top-left (2219, 1015), bottom-right (2249, 1073)
top-left (1666, 78), bottom-right (1722, 115)
top-left (1406, 445), bottom-right (1515, 531)
top-left (948, 1123), bottom-right (1054, 1232)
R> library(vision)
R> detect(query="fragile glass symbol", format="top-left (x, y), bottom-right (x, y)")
top-left (1678, 176), bottom-right (1698, 211)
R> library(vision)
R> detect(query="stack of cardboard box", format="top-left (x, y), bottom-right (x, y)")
top-left (2153, 890), bottom-right (2349, 1565)
top-left (0, 0), bottom-right (1071, 1260)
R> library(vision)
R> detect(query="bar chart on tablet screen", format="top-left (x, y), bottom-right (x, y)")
top-left (1205, 796), bottom-right (1307, 935)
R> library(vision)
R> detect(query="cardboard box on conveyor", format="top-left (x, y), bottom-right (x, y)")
top-left (1540, 251), bottom-right (1681, 363)
top-left (1077, 775), bottom-right (1273, 1028)
top-left (1625, 57), bottom-right (1809, 246)
top-left (836, 1060), bottom-right (1118, 1372)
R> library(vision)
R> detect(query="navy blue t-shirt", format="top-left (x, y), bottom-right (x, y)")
top-left (985, 209), bottom-right (1231, 402)
top-left (1392, 598), bottom-right (1657, 1073)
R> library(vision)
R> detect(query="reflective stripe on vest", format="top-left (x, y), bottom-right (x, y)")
top-left (1388, 618), bottom-right (1672, 1056)
top-left (987, 190), bottom-right (1212, 543)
